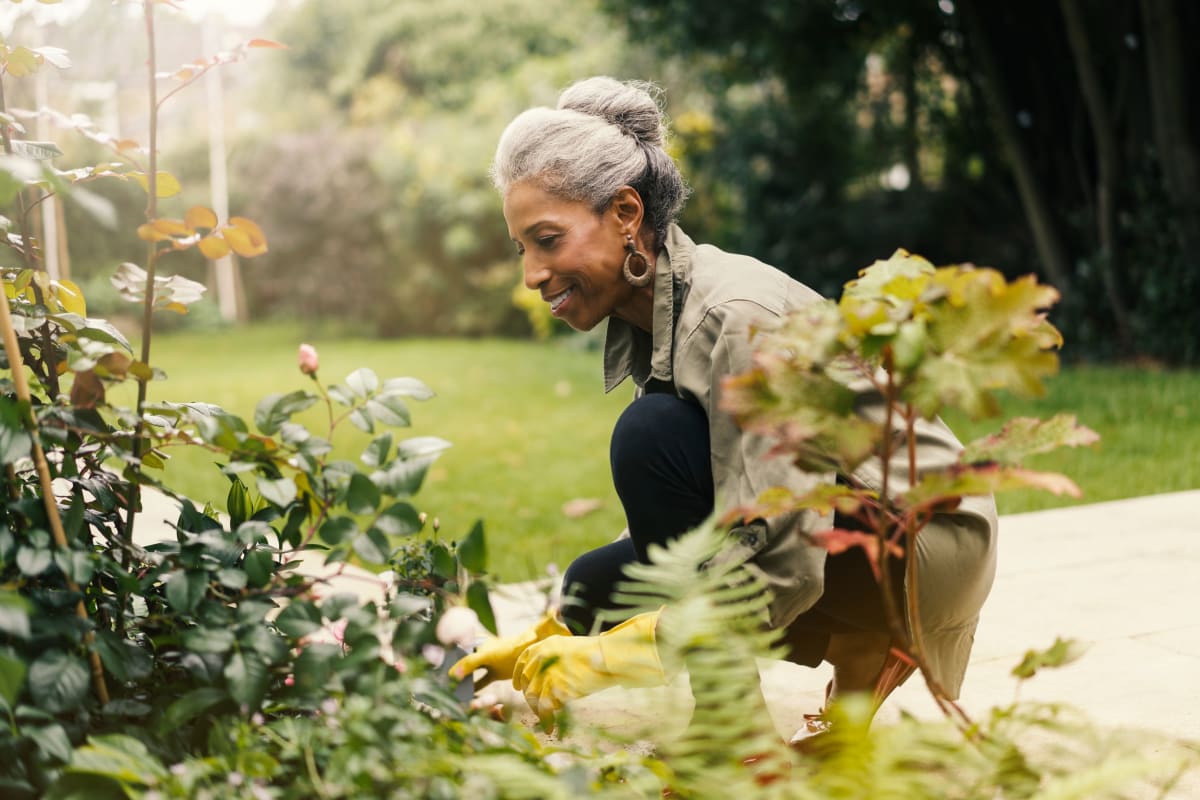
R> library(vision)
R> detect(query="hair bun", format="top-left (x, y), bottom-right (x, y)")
top-left (557, 76), bottom-right (666, 147)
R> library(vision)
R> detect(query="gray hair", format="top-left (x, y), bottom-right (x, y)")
top-left (491, 76), bottom-right (690, 246)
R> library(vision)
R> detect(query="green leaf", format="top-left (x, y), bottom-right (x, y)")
top-left (0, 592), bottom-right (31, 639)
top-left (28, 722), bottom-right (72, 763)
top-left (165, 569), bottom-right (208, 613)
top-left (361, 432), bottom-right (393, 467)
top-left (904, 463), bottom-right (1084, 507)
top-left (372, 502), bottom-right (422, 537)
top-left (349, 406), bottom-right (374, 433)
top-left (346, 472), bottom-right (380, 515)
top-left (94, 630), bottom-right (152, 683)
top-left (274, 600), bottom-right (322, 639)
top-left (389, 593), bottom-right (433, 619)
top-left (1012, 637), bottom-right (1087, 680)
top-left (254, 389), bottom-right (318, 435)
top-left (370, 457), bottom-right (434, 498)
top-left (241, 625), bottom-right (287, 664)
top-left (382, 376), bottom-right (435, 400)
top-left (351, 528), bottom-right (390, 564)
top-left (158, 687), bottom-right (227, 734)
top-left (0, 647), bottom-right (27, 709)
top-left (457, 520), bottom-right (487, 574)
top-left (16, 547), bottom-right (52, 577)
top-left (366, 395), bottom-right (410, 427)
top-left (225, 651), bottom-right (268, 711)
top-left (0, 397), bottom-right (31, 465)
top-left (290, 643), bottom-right (339, 695)
top-left (29, 650), bottom-right (89, 714)
top-left (466, 581), bottom-right (497, 636)
top-left (182, 626), bottom-right (235, 654)
top-left (216, 567), bottom-right (248, 590)
top-left (430, 544), bottom-right (456, 580)
top-left (326, 383), bottom-right (355, 407)
top-left (319, 516), bottom-right (358, 545)
top-left (62, 493), bottom-right (85, 541)
top-left (242, 549), bottom-right (274, 587)
top-left (67, 733), bottom-right (166, 784)
top-left (345, 367), bottom-right (379, 399)
top-left (961, 414), bottom-right (1100, 466)
top-left (256, 476), bottom-right (297, 508)
top-left (396, 436), bottom-right (452, 460)
top-left (53, 550), bottom-right (94, 584)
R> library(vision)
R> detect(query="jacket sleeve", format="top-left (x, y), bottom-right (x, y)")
top-left (675, 300), bottom-right (832, 628)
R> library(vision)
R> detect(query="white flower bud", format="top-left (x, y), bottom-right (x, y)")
top-left (436, 605), bottom-right (480, 649)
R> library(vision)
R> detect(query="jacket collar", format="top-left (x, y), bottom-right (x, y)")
top-left (602, 224), bottom-right (695, 392)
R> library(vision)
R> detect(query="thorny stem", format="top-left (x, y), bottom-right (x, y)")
top-left (122, 1), bottom-right (162, 564)
top-left (874, 347), bottom-right (976, 734)
top-left (874, 349), bottom-right (906, 641)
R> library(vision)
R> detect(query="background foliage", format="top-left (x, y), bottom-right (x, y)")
top-left (18, 0), bottom-right (1199, 364)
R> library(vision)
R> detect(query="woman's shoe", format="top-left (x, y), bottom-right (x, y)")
top-left (788, 644), bottom-right (916, 752)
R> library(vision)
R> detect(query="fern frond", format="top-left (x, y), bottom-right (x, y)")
top-left (594, 518), bottom-right (798, 797)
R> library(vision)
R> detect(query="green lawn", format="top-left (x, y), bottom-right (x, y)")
top-left (116, 324), bottom-right (1200, 581)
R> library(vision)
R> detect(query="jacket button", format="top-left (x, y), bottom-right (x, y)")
top-left (739, 528), bottom-right (762, 549)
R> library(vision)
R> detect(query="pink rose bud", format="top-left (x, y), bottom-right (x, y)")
top-left (298, 343), bottom-right (319, 376)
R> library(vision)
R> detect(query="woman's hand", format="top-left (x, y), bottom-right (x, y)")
top-left (449, 610), bottom-right (570, 689)
top-left (512, 609), bottom-right (665, 724)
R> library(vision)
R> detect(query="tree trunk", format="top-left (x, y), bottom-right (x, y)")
top-left (1059, 0), bottom-right (1135, 353)
top-left (900, 29), bottom-right (923, 191)
top-left (1141, 0), bottom-right (1200, 254)
top-left (956, 0), bottom-right (1074, 294)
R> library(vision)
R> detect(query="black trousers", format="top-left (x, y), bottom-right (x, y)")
top-left (560, 392), bottom-right (897, 667)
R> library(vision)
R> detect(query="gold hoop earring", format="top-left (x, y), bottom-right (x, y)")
top-left (622, 235), bottom-right (654, 288)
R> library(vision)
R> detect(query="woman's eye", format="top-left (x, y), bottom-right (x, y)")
top-left (515, 244), bottom-right (525, 256)
top-left (537, 235), bottom-right (559, 249)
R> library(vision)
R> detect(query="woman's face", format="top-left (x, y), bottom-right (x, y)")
top-left (503, 181), bottom-right (635, 332)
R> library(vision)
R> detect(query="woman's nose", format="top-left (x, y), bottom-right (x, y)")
top-left (523, 255), bottom-right (550, 291)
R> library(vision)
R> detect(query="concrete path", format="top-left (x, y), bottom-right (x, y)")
top-left (135, 487), bottom-right (1200, 745)
top-left (477, 490), bottom-right (1200, 750)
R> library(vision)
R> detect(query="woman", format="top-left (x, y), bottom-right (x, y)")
top-left (452, 77), bottom-right (997, 741)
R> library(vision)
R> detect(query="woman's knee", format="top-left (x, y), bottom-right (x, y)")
top-left (610, 394), bottom-right (711, 492)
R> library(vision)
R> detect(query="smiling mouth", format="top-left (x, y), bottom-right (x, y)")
top-left (548, 287), bottom-right (574, 313)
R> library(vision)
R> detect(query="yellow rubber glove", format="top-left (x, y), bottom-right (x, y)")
top-left (448, 610), bottom-right (570, 689)
top-left (512, 609), bottom-right (665, 723)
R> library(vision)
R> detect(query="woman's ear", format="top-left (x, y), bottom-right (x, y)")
top-left (609, 185), bottom-right (645, 237)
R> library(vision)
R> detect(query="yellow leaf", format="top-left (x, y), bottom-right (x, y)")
top-left (53, 278), bottom-right (86, 316)
top-left (151, 218), bottom-right (191, 237)
top-left (131, 171), bottom-right (182, 198)
top-left (95, 352), bottom-right (132, 379)
top-left (162, 301), bottom-right (188, 315)
top-left (5, 47), bottom-right (43, 78)
top-left (197, 234), bottom-right (231, 260)
top-left (128, 361), bottom-right (154, 382)
top-left (185, 205), bottom-right (217, 230)
top-left (137, 223), bottom-right (171, 242)
top-left (224, 216), bottom-right (268, 257)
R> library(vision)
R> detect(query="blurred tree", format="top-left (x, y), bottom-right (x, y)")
top-left (601, 0), bottom-right (1200, 364)
top-left (229, 0), bottom-right (656, 337)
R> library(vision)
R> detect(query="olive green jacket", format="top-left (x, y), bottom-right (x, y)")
top-left (603, 225), bottom-right (998, 698)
